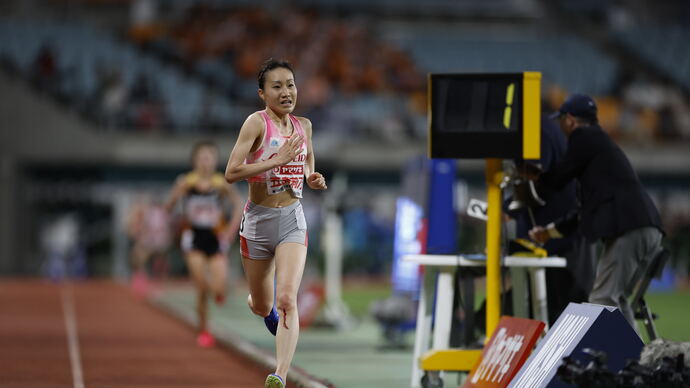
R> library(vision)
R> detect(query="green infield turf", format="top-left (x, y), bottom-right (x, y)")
top-left (341, 280), bottom-right (690, 342)
top-left (644, 290), bottom-right (690, 342)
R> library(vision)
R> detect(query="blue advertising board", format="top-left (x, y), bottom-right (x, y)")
top-left (391, 158), bottom-right (456, 295)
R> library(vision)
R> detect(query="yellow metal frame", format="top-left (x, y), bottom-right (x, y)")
top-left (522, 71), bottom-right (541, 160)
top-left (420, 349), bottom-right (483, 372)
top-left (485, 158), bottom-right (503, 338)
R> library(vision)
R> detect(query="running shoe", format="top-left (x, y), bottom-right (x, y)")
top-left (196, 331), bottom-right (215, 348)
top-left (264, 373), bottom-right (285, 388)
top-left (130, 270), bottom-right (150, 299)
top-left (264, 307), bottom-right (279, 336)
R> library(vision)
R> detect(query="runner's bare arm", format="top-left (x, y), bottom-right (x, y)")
top-left (221, 183), bottom-right (244, 238)
top-left (164, 175), bottom-right (187, 213)
top-left (301, 118), bottom-right (327, 190)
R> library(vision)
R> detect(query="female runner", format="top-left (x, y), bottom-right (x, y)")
top-left (224, 59), bottom-right (327, 388)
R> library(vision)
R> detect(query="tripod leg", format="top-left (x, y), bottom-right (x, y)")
top-left (639, 298), bottom-right (658, 341)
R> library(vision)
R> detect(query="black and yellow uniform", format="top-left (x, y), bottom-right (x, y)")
top-left (180, 172), bottom-right (227, 257)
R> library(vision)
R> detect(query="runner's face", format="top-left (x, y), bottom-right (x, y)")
top-left (194, 146), bottom-right (218, 173)
top-left (259, 67), bottom-right (297, 114)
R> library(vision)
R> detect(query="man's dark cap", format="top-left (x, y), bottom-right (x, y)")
top-left (549, 93), bottom-right (598, 121)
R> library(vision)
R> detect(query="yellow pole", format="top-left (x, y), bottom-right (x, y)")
top-left (485, 158), bottom-right (503, 338)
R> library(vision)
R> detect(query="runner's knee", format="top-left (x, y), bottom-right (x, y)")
top-left (276, 292), bottom-right (296, 313)
top-left (249, 295), bottom-right (273, 317)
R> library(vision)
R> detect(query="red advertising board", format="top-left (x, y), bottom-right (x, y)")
top-left (462, 316), bottom-right (545, 388)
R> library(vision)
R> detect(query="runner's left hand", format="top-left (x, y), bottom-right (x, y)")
top-left (307, 172), bottom-right (327, 190)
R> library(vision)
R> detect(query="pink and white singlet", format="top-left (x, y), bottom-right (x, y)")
top-left (245, 111), bottom-right (307, 198)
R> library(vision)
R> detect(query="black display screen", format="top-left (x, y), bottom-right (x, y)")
top-left (433, 77), bottom-right (521, 133)
top-left (429, 73), bottom-right (524, 158)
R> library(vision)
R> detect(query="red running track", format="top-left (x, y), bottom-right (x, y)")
top-left (0, 279), bottom-right (271, 387)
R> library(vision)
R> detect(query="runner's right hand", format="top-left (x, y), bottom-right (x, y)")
top-left (275, 134), bottom-right (303, 166)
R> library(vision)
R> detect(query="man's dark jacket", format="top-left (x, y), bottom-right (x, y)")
top-left (541, 124), bottom-right (663, 240)
top-left (508, 116), bottom-right (578, 255)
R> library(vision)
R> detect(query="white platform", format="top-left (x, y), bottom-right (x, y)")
top-left (403, 254), bottom-right (566, 387)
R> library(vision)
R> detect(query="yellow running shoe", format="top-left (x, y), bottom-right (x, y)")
top-left (265, 373), bottom-right (285, 388)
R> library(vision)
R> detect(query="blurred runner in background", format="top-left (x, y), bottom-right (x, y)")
top-left (127, 194), bottom-right (172, 296)
top-left (166, 140), bottom-right (243, 347)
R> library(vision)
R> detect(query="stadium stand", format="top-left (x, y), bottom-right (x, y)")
top-left (0, 19), bottom-right (237, 133)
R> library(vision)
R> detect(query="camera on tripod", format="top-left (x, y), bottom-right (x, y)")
top-left (557, 348), bottom-right (615, 387)
top-left (556, 347), bottom-right (690, 387)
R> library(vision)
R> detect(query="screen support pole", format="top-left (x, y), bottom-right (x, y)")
top-left (485, 158), bottom-right (503, 338)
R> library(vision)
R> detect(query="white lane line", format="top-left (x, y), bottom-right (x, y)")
top-left (61, 283), bottom-right (85, 388)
